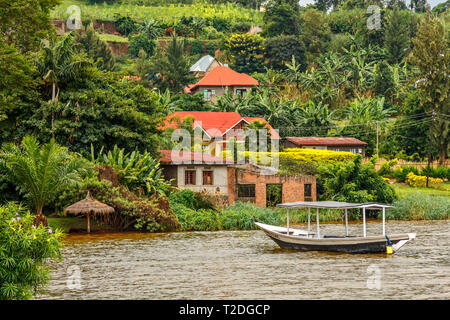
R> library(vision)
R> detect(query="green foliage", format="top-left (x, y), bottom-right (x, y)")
top-left (384, 5), bottom-right (411, 64)
top-left (89, 145), bottom-right (174, 196)
top-left (220, 202), bottom-right (284, 230)
top-left (419, 166), bottom-right (450, 180)
top-left (0, 202), bottom-right (61, 300)
top-left (57, 173), bottom-right (180, 231)
top-left (317, 154), bottom-right (397, 204)
top-left (114, 15), bottom-right (138, 36)
top-left (0, 136), bottom-right (90, 215)
top-left (128, 33), bottom-right (156, 58)
top-left (26, 71), bottom-right (164, 155)
top-left (410, 10), bottom-right (449, 162)
top-left (264, 35), bottom-right (306, 70)
top-left (0, 0), bottom-right (60, 51)
top-left (263, 0), bottom-right (301, 37)
top-left (385, 193), bottom-right (450, 220)
top-left (150, 35), bottom-right (194, 92)
top-left (226, 33), bottom-right (265, 74)
top-left (301, 8), bottom-right (331, 62)
top-left (392, 165), bottom-right (420, 182)
top-left (74, 24), bottom-right (116, 71)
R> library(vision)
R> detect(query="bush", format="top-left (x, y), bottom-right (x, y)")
top-left (114, 15), bottom-right (138, 36)
top-left (0, 202), bottom-right (61, 300)
top-left (188, 39), bottom-right (205, 55)
top-left (57, 173), bottom-right (180, 232)
top-left (393, 166), bottom-right (420, 182)
top-left (128, 33), bottom-right (156, 58)
top-left (264, 35), bottom-right (306, 70)
top-left (384, 193), bottom-right (450, 220)
top-left (377, 158), bottom-right (398, 177)
top-left (405, 172), bottom-right (444, 188)
top-left (420, 166), bottom-right (450, 180)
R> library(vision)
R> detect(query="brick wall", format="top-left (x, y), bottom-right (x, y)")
top-left (227, 166), bottom-right (316, 208)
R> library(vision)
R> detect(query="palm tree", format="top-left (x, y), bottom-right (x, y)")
top-left (36, 33), bottom-right (91, 137)
top-left (138, 19), bottom-right (162, 40)
top-left (0, 136), bottom-right (89, 221)
top-left (294, 100), bottom-right (337, 136)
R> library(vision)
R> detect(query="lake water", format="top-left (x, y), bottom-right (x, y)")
top-left (38, 220), bottom-right (449, 300)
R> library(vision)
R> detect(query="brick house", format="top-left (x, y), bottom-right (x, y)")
top-left (184, 66), bottom-right (259, 101)
top-left (160, 111), bottom-right (280, 156)
top-left (284, 137), bottom-right (368, 157)
top-left (159, 150), bottom-right (316, 208)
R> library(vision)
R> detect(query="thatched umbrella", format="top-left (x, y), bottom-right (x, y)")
top-left (64, 191), bottom-right (114, 233)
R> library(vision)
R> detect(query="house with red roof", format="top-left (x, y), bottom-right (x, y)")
top-left (284, 137), bottom-right (368, 157)
top-left (160, 111), bottom-right (280, 156)
top-left (184, 66), bottom-right (259, 101)
top-left (158, 150), bottom-right (316, 207)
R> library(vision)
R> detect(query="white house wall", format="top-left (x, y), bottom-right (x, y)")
top-left (177, 165), bottom-right (229, 195)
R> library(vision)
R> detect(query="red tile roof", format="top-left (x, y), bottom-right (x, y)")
top-left (185, 66), bottom-right (258, 92)
top-left (158, 149), bottom-right (233, 164)
top-left (160, 111), bottom-right (280, 139)
top-left (286, 137), bottom-right (368, 147)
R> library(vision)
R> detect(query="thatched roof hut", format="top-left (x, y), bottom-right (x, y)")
top-left (64, 192), bottom-right (114, 233)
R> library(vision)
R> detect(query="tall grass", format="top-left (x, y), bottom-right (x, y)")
top-left (383, 193), bottom-right (450, 220)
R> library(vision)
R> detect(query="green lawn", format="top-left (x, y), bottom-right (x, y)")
top-left (392, 182), bottom-right (450, 198)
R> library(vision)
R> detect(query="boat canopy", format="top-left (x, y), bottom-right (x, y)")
top-left (276, 201), bottom-right (395, 210)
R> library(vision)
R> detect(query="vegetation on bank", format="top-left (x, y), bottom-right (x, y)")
top-left (0, 203), bottom-right (61, 300)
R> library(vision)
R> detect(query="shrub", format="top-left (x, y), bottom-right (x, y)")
top-left (420, 166), bottom-right (450, 180)
top-left (0, 202), bottom-right (61, 300)
top-left (188, 39), bottom-right (205, 55)
top-left (405, 172), bottom-right (444, 188)
top-left (377, 158), bottom-right (398, 177)
top-left (57, 173), bottom-right (180, 232)
top-left (384, 193), bottom-right (450, 220)
top-left (128, 33), bottom-right (156, 58)
top-left (393, 166), bottom-right (420, 182)
top-left (317, 155), bottom-right (397, 204)
top-left (114, 15), bottom-right (138, 36)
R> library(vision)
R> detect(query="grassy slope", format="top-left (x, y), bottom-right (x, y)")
top-left (47, 216), bottom-right (114, 233)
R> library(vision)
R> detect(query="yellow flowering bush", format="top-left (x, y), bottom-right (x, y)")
top-left (406, 172), bottom-right (444, 188)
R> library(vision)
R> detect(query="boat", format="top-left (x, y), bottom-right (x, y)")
top-left (254, 201), bottom-right (416, 254)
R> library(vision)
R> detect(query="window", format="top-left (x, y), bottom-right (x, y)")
top-left (185, 170), bottom-right (196, 185)
top-left (203, 89), bottom-right (215, 101)
top-left (235, 88), bottom-right (247, 97)
top-left (304, 183), bottom-right (312, 197)
top-left (203, 171), bottom-right (213, 185)
top-left (238, 184), bottom-right (255, 198)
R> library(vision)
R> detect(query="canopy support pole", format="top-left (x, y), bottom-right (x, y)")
top-left (345, 208), bottom-right (348, 236)
top-left (286, 208), bottom-right (290, 235)
top-left (363, 207), bottom-right (366, 237)
top-left (316, 208), bottom-right (320, 238)
top-left (382, 207), bottom-right (385, 235)
top-left (308, 207), bottom-right (311, 232)
top-left (87, 211), bottom-right (91, 234)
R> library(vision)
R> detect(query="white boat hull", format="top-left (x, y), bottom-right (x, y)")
top-left (255, 222), bottom-right (416, 254)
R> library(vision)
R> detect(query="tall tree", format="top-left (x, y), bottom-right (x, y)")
top-left (384, 5), bottom-right (410, 64)
top-left (0, 0), bottom-right (60, 51)
top-left (74, 24), bottom-right (115, 71)
top-left (410, 11), bottom-right (449, 168)
top-left (262, 0), bottom-right (301, 37)
top-left (35, 33), bottom-right (92, 137)
top-left (150, 35), bottom-right (193, 93)
top-left (301, 9), bottom-right (331, 63)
